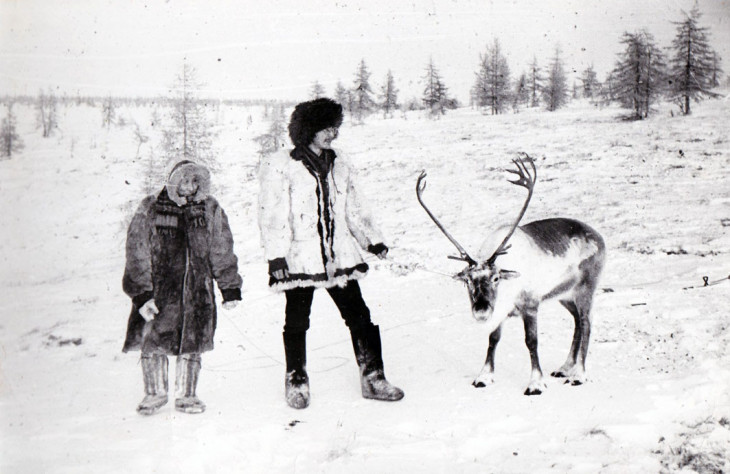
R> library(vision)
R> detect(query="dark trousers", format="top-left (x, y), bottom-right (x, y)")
top-left (284, 280), bottom-right (373, 333)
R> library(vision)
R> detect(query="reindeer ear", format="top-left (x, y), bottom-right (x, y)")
top-left (454, 269), bottom-right (469, 281)
top-left (498, 269), bottom-right (521, 280)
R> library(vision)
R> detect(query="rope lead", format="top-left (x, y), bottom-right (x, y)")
top-left (683, 274), bottom-right (730, 290)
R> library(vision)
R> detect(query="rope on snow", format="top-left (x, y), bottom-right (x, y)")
top-left (683, 274), bottom-right (730, 290)
top-left (373, 254), bottom-right (730, 294)
top-left (365, 253), bottom-right (455, 278)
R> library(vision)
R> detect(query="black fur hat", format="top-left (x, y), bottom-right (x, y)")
top-left (288, 98), bottom-right (344, 147)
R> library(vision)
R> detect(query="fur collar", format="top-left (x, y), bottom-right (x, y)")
top-left (290, 146), bottom-right (336, 177)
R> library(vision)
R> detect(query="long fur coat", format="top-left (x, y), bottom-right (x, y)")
top-left (122, 162), bottom-right (242, 354)
top-left (258, 148), bottom-right (383, 291)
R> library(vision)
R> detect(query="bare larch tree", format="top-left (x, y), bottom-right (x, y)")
top-left (162, 62), bottom-right (216, 168)
top-left (310, 81), bottom-right (326, 100)
top-left (36, 88), bottom-right (58, 138)
top-left (1, 102), bottom-right (24, 158)
top-left (378, 70), bottom-right (399, 118)
top-left (101, 95), bottom-right (116, 129)
top-left (473, 39), bottom-right (512, 115)
top-left (542, 46), bottom-right (570, 112)
top-left (512, 72), bottom-right (530, 111)
top-left (255, 104), bottom-right (288, 157)
top-left (612, 30), bottom-right (667, 119)
top-left (668, 5), bottom-right (722, 115)
top-left (334, 81), bottom-right (350, 113)
top-left (527, 56), bottom-right (543, 107)
top-left (351, 59), bottom-right (376, 123)
top-left (422, 57), bottom-right (451, 118)
top-left (580, 65), bottom-right (600, 100)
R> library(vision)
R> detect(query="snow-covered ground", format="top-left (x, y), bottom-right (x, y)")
top-left (1, 97), bottom-right (729, 473)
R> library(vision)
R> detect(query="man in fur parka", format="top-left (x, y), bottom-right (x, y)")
top-left (123, 160), bottom-right (243, 415)
top-left (258, 97), bottom-right (404, 409)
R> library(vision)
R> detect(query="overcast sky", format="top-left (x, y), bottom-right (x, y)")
top-left (1, 0), bottom-right (728, 102)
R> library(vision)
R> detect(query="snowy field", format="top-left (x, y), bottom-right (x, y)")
top-left (1, 97), bottom-right (729, 473)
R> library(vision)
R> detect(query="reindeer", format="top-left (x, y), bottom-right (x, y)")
top-left (416, 154), bottom-right (605, 395)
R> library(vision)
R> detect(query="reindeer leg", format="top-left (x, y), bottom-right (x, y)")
top-left (570, 289), bottom-right (594, 386)
top-left (552, 299), bottom-right (581, 379)
top-left (472, 324), bottom-right (502, 388)
top-left (522, 309), bottom-right (546, 395)
top-left (554, 290), bottom-right (593, 386)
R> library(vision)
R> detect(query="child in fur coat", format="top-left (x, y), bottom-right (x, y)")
top-left (122, 160), bottom-right (242, 415)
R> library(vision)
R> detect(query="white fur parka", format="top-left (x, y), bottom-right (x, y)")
top-left (258, 148), bottom-right (383, 291)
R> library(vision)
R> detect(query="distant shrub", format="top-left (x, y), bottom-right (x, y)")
top-left (36, 89), bottom-right (59, 137)
top-left (0, 103), bottom-right (23, 158)
top-left (254, 105), bottom-right (287, 157)
top-left (101, 95), bottom-right (116, 129)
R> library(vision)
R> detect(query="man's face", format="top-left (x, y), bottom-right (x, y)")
top-left (311, 127), bottom-right (339, 151)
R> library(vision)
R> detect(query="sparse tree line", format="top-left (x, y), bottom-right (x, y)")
top-left (302, 6), bottom-right (723, 123)
top-left (0, 63), bottom-right (293, 163)
top-left (470, 6), bottom-right (723, 120)
top-left (310, 56), bottom-right (459, 122)
top-left (0, 5), bottom-right (725, 159)
top-left (471, 43), bottom-right (576, 114)
top-left (0, 92), bottom-right (294, 110)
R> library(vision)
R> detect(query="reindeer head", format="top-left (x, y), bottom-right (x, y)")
top-left (454, 262), bottom-right (520, 321)
top-left (416, 154), bottom-right (536, 323)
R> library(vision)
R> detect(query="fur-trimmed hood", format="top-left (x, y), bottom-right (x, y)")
top-left (165, 161), bottom-right (211, 207)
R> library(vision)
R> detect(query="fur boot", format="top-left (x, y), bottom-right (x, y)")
top-left (283, 331), bottom-right (310, 409)
top-left (175, 353), bottom-right (205, 414)
top-left (137, 353), bottom-right (169, 415)
top-left (350, 325), bottom-right (404, 401)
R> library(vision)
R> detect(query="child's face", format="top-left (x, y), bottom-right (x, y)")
top-left (177, 174), bottom-right (199, 202)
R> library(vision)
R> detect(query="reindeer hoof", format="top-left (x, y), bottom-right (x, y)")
top-left (551, 370), bottom-right (567, 378)
top-left (472, 372), bottom-right (495, 388)
top-left (524, 379), bottom-right (547, 395)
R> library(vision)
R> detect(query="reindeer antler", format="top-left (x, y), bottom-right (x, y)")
top-left (486, 153), bottom-right (537, 265)
top-left (416, 170), bottom-right (477, 266)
